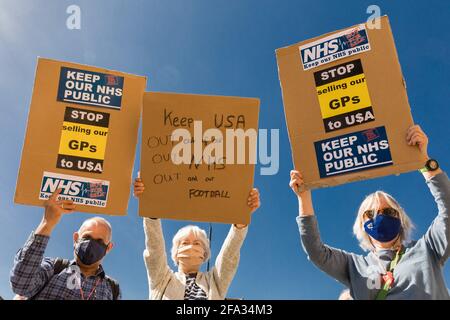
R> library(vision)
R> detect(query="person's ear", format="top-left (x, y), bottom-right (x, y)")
top-left (106, 242), bottom-right (114, 254)
top-left (201, 245), bottom-right (207, 259)
top-left (73, 232), bottom-right (79, 244)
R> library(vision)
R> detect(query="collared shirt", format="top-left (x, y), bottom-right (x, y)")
top-left (10, 232), bottom-right (121, 300)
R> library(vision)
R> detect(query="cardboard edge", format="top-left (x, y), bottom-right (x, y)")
top-left (275, 15), bottom-right (390, 57)
top-left (144, 91), bottom-right (260, 105)
top-left (305, 160), bottom-right (424, 190)
top-left (14, 57), bottom-right (42, 205)
top-left (37, 57), bottom-right (147, 80)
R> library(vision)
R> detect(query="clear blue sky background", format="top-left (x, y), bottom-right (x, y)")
top-left (0, 0), bottom-right (449, 300)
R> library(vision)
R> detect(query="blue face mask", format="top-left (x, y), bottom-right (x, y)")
top-left (75, 238), bottom-right (108, 266)
top-left (364, 214), bottom-right (401, 242)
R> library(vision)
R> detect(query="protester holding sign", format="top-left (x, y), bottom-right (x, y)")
top-left (289, 125), bottom-right (449, 299)
top-left (134, 177), bottom-right (260, 300)
top-left (10, 189), bottom-right (120, 300)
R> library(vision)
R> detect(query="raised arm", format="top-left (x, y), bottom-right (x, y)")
top-left (134, 177), bottom-right (172, 292)
top-left (10, 189), bottom-right (75, 297)
top-left (10, 234), bottom-right (55, 297)
top-left (142, 218), bottom-right (172, 289)
top-left (407, 125), bottom-right (450, 263)
top-left (290, 170), bottom-right (351, 286)
top-left (423, 172), bottom-right (450, 264)
top-left (212, 188), bottom-right (260, 298)
top-left (212, 225), bottom-right (248, 299)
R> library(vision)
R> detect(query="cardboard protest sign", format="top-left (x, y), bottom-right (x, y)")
top-left (15, 58), bottom-right (146, 215)
top-left (276, 16), bottom-right (426, 189)
top-left (140, 92), bottom-right (259, 224)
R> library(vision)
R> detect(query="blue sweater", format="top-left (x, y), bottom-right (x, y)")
top-left (297, 172), bottom-right (450, 300)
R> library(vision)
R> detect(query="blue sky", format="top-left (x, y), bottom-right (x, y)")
top-left (0, 0), bottom-right (449, 299)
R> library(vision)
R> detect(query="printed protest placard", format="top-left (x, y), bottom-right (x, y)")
top-left (56, 107), bottom-right (110, 174)
top-left (299, 24), bottom-right (371, 71)
top-left (140, 92), bottom-right (259, 224)
top-left (15, 58), bottom-right (146, 215)
top-left (276, 16), bottom-right (426, 189)
top-left (57, 67), bottom-right (124, 109)
top-left (314, 59), bottom-right (375, 132)
top-left (314, 126), bottom-right (392, 178)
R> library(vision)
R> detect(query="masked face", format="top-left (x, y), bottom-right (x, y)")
top-left (363, 208), bottom-right (401, 243)
top-left (176, 234), bottom-right (205, 268)
top-left (74, 237), bottom-right (108, 266)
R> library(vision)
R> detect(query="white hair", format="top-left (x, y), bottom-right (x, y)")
top-left (353, 191), bottom-right (414, 251)
top-left (78, 217), bottom-right (112, 243)
top-left (170, 225), bottom-right (210, 266)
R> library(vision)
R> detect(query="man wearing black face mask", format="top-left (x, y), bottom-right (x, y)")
top-left (10, 189), bottom-right (121, 300)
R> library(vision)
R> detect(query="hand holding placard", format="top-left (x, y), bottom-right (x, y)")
top-left (406, 125), bottom-right (442, 180)
top-left (36, 189), bottom-right (76, 236)
top-left (289, 170), bottom-right (314, 217)
top-left (406, 125), bottom-right (428, 158)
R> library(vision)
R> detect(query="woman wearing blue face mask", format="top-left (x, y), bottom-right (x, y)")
top-left (289, 125), bottom-right (450, 300)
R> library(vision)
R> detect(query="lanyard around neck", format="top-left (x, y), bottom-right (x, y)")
top-left (80, 277), bottom-right (101, 300)
top-left (375, 246), bottom-right (404, 300)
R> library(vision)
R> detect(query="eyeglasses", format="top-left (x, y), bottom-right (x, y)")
top-left (363, 207), bottom-right (399, 219)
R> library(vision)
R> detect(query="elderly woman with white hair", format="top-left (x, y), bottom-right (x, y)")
top-left (289, 125), bottom-right (450, 299)
top-left (134, 178), bottom-right (260, 300)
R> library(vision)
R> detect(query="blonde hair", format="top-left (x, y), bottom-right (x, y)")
top-left (353, 191), bottom-right (414, 251)
top-left (171, 225), bottom-right (211, 266)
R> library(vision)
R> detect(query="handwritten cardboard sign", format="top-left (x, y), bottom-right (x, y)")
top-left (140, 92), bottom-right (259, 224)
top-left (276, 16), bottom-right (426, 189)
top-left (15, 58), bottom-right (146, 215)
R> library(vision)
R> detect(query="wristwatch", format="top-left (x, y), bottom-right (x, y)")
top-left (419, 159), bottom-right (439, 173)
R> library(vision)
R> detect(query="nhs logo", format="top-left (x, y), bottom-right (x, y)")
top-left (299, 25), bottom-right (371, 71)
top-left (39, 171), bottom-right (109, 207)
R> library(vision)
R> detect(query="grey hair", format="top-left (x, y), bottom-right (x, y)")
top-left (353, 191), bottom-right (413, 251)
top-left (170, 225), bottom-right (210, 266)
top-left (78, 217), bottom-right (112, 243)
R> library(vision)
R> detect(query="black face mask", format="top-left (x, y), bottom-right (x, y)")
top-left (74, 238), bottom-right (108, 266)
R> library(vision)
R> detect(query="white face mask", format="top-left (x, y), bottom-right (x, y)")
top-left (176, 244), bottom-right (205, 268)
